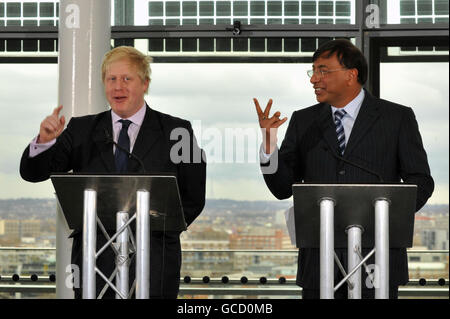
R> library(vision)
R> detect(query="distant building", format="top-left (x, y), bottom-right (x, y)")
top-left (181, 239), bottom-right (233, 277)
top-left (422, 229), bottom-right (449, 250)
top-left (228, 227), bottom-right (297, 276)
top-left (414, 213), bottom-right (449, 250)
top-left (0, 219), bottom-right (41, 239)
top-left (229, 228), bottom-right (294, 250)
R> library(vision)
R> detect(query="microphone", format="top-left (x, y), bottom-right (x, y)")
top-left (104, 128), bottom-right (147, 174)
top-left (322, 145), bottom-right (384, 182)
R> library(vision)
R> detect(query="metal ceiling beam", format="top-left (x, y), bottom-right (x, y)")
top-left (0, 23), bottom-right (447, 40)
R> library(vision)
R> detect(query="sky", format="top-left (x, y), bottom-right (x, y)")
top-left (0, 62), bottom-right (448, 204)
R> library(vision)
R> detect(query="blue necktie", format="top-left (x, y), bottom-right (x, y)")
top-left (334, 109), bottom-right (347, 156)
top-left (115, 119), bottom-right (132, 172)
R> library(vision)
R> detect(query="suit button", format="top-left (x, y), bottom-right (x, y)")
top-left (339, 170), bottom-right (346, 175)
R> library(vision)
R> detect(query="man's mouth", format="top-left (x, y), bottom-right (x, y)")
top-left (114, 96), bottom-right (127, 102)
top-left (314, 87), bottom-right (325, 94)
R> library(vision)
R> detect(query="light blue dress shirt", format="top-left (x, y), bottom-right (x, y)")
top-left (331, 89), bottom-right (365, 146)
top-left (29, 103), bottom-right (147, 158)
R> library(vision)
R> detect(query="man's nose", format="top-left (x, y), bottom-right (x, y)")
top-left (310, 72), bottom-right (320, 84)
top-left (114, 79), bottom-right (125, 90)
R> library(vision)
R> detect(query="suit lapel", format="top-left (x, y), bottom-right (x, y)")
top-left (129, 105), bottom-right (163, 172)
top-left (93, 111), bottom-right (116, 172)
top-left (316, 103), bottom-right (340, 155)
top-left (344, 91), bottom-right (380, 157)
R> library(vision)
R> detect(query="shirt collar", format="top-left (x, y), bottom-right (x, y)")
top-left (111, 102), bottom-right (147, 127)
top-left (331, 89), bottom-right (365, 119)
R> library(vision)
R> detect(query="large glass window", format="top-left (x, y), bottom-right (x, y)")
top-left (380, 61), bottom-right (449, 278)
top-left (147, 62), bottom-right (314, 202)
top-left (0, 0), bottom-right (448, 299)
top-left (143, 62), bottom-right (313, 289)
top-left (2, 60), bottom-right (447, 278)
top-left (0, 0), bottom-right (58, 27)
top-left (0, 64), bottom-right (58, 200)
top-left (373, 0), bottom-right (449, 24)
top-left (380, 62), bottom-right (449, 206)
top-left (0, 64), bottom-right (58, 298)
top-left (139, 0), bottom-right (355, 26)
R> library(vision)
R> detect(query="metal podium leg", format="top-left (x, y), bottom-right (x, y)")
top-left (347, 226), bottom-right (362, 299)
top-left (82, 189), bottom-right (97, 299)
top-left (136, 190), bottom-right (150, 299)
top-left (375, 198), bottom-right (389, 299)
top-left (116, 212), bottom-right (129, 299)
top-left (320, 198), bottom-right (335, 299)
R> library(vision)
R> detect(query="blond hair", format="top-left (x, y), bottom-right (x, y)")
top-left (101, 46), bottom-right (152, 92)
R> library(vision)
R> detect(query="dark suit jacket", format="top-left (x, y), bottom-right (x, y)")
top-left (262, 90), bottom-right (434, 289)
top-left (20, 105), bottom-right (206, 298)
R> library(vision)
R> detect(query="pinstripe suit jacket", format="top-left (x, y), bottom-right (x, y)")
top-left (262, 90), bottom-right (434, 289)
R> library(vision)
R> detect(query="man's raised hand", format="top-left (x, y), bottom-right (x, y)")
top-left (37, 105), bottom-right (66, 144)
top-left (253, 98), bottom-right (287, 154)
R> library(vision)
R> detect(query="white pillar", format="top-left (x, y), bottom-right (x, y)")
top-left (136, 190), bottom-right (150, 299)
top-left (320, 198), bottom-right (335, 299)
top-left (347, 226), bottom-right (362, 299)
top-left (56, 0), bottom-right (111, 299)
top-left (82, 189), bottom-right (97, 299)
top-left (116, 211), bottom-right (130, 299)
top-left (375, 198), bottom-right (390, 299)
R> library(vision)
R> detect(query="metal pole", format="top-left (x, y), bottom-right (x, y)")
top-left (335, 248), bottom-right (376, 292)
top-left (82, 189), bottom-right (97, 299)
top-left (56, 0), bottom-right (110, 299)
top-left (320, 198), bottom-right (335, 299)
top-left (347, 225), bottom-right (363, 299)
top-left (136, 190), bottom-right (150, 299)
top-left (116, 212), bottom-right (129, 299)
top-left (375, 198), bottom-right (390, 299)
top-left (55, 198), bottom-right (73, 298)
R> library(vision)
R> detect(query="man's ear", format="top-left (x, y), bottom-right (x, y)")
top-left (348, 68), bottom-right (358, 84)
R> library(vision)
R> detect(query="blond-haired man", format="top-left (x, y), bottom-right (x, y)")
top-left (20, 46), bottom-right (206, 298)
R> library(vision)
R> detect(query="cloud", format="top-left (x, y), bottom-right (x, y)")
top-left (206, 176), bottom-right (286, 202)
top-left (427, 183), bottom-right (449, 205)
top-left (380, 62), bottom-right (449, 188)
top-left (0, 64), bottom-right (58, 136)
top-left (380, 63), bottom-right (449, 124)
top-left (0, 172), bottom-right (55, 199)
top-left (147, 63), bottom-right (317, 125)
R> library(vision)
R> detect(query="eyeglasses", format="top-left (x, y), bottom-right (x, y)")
top-left (307, 68), bottom-right (347, 78)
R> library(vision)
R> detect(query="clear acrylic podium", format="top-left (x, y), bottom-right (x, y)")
top-left (292, 184), bottom-right (417, 299)
top-left (51, 173), bottom-right (186, 299)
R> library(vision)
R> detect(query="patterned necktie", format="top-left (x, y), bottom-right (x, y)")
top-left (115, 119), bottom-right (132, 172)
top-left (334, 109), bottom-right (347, 156)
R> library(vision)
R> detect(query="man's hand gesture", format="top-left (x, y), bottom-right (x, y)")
top-left (37, 105), bottom-right (65, 144)
top-left (254, 98), bottom-right (287, 154)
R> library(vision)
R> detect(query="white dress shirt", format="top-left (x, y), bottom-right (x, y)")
top-left (111, 103), bottom-right (146, 153)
